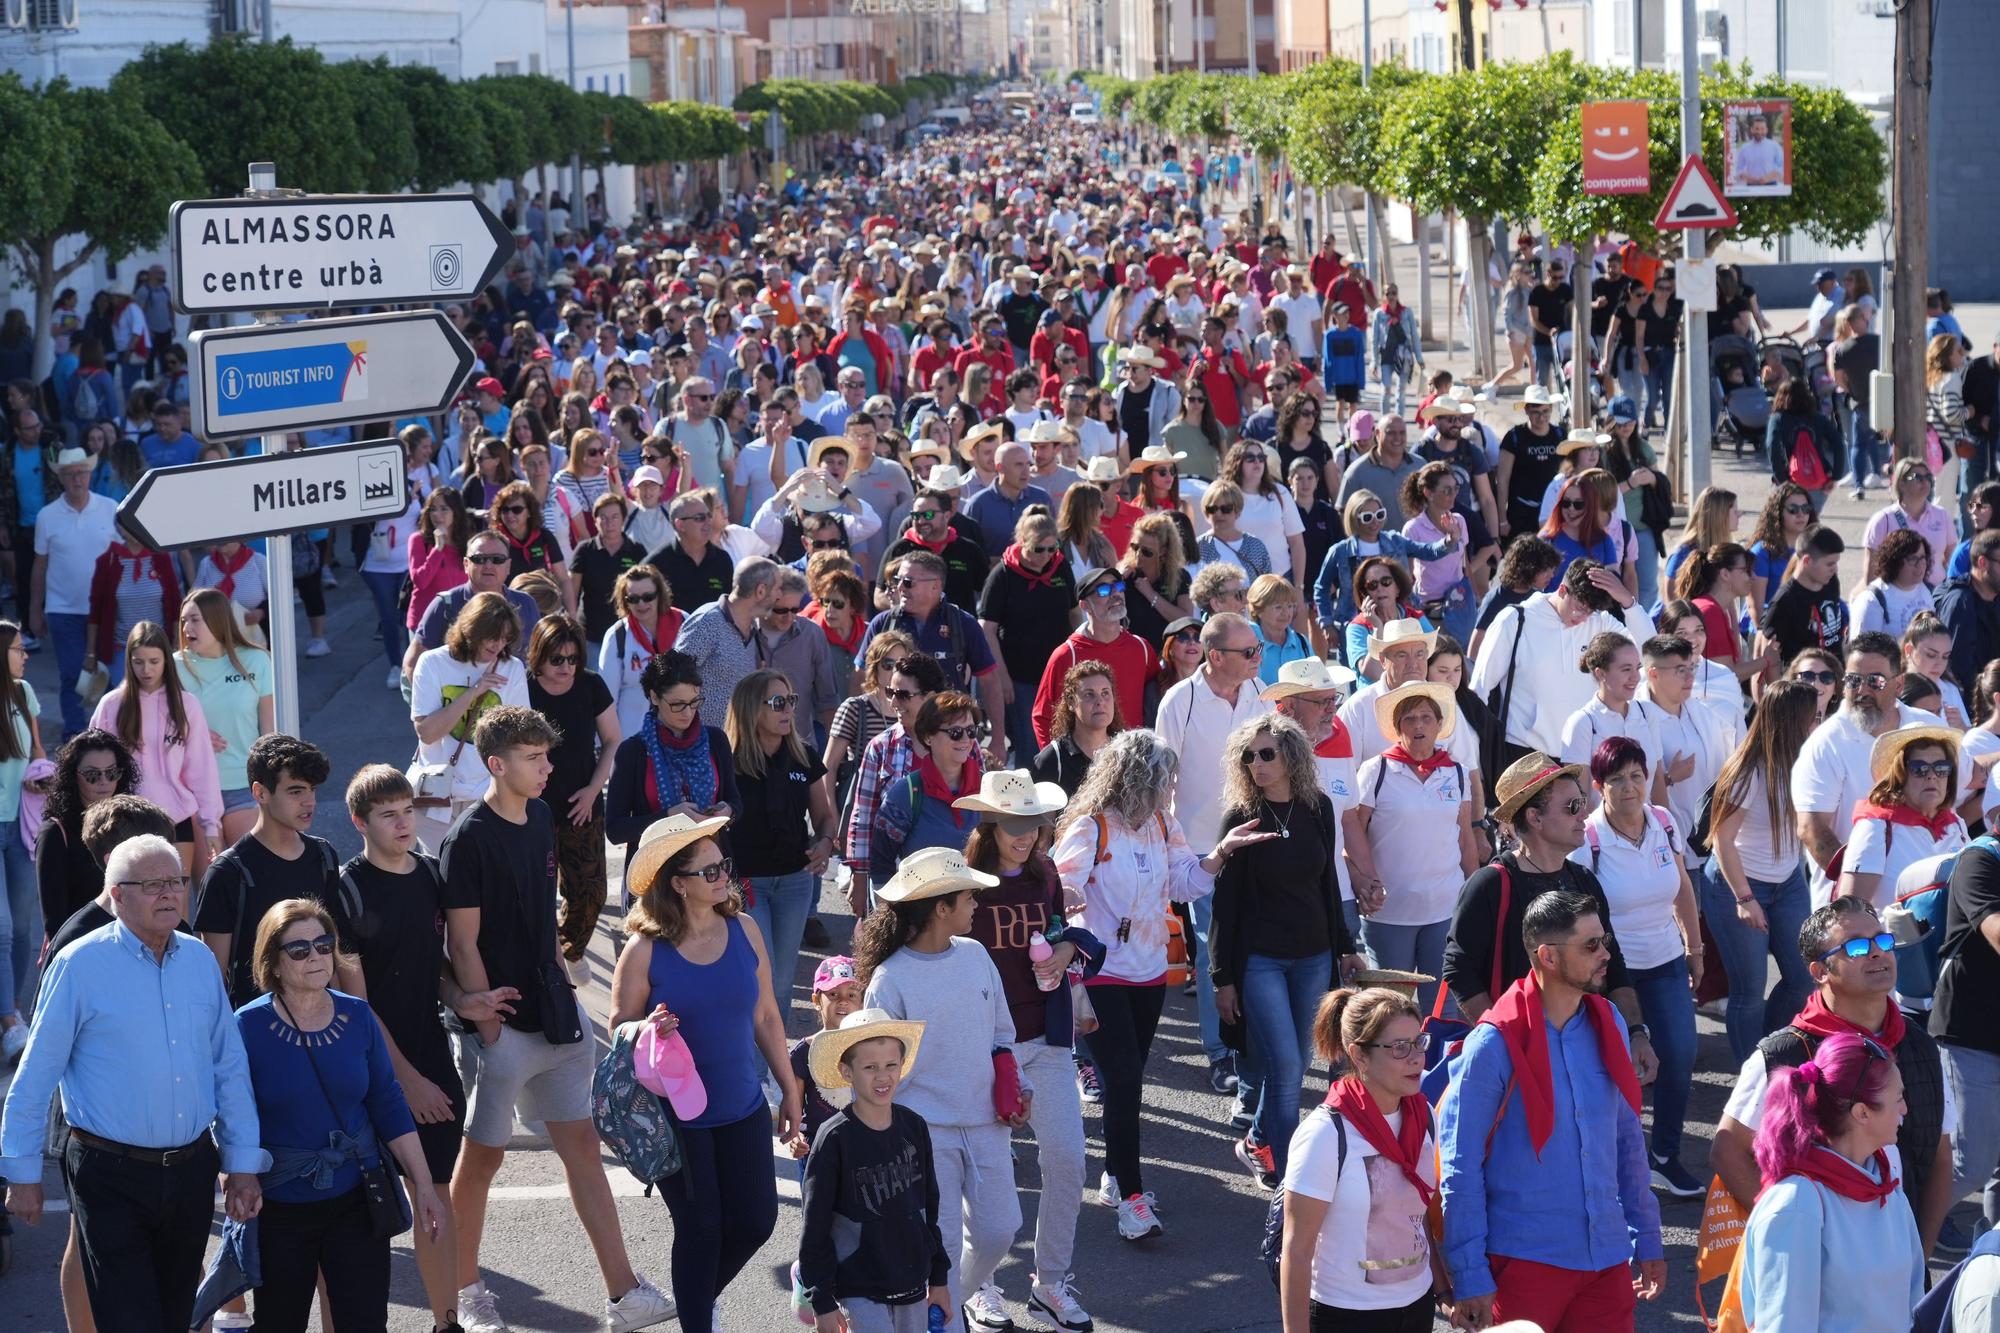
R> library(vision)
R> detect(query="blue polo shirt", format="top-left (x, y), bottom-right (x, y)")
top-left (963, 482), bottom-right (1054, 560)
top-left (854, 602), bottom-right (996, 693)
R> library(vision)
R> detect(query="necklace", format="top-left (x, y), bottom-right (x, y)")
top-left (1262, 797), bottom-right (1294, 839)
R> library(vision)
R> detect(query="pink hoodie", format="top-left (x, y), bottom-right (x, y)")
top-left (89, 684), bottom-right (223, 835)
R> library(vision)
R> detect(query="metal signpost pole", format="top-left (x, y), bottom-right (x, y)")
top-left (1680, 0), bottom-right (1711, 496)
top-left (245, 163), bottom-right (300, 737)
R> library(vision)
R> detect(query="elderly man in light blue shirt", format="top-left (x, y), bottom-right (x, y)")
top-left (2, 834), bottom-right (267, 1330)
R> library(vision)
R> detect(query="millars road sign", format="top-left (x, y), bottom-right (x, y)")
top-left (117, 438), bottom-right (410, 551)
top-left (169, 192), bottom-right (513, 314)
top-left (188, 311), bottom-right (476, 443)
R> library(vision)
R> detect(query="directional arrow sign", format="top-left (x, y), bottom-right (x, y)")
top-left (188, 311), bottom-right (475, 443)
top-left (117, 438), bottom-right (410, 551)
top-left (169, 192), bottom-right (513, 315)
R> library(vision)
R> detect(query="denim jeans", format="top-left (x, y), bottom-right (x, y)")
top-left (1643, 348), bottom-right (1676, 431)
top-left (1003, 678), bottom-right (1038, 770)
top-left (1240, 900), bottom-right (1361, 1137)
top-left (1532, 343), bottom-right (1557, 390)
top-left (359, 568), bottom-right (408, 668)
top-left (48, 610), bottom-right (89, 739)
top-left (1942, 1044), bottom-right (2000, 1225)
top-left (0, 814), bottom-right (38, 1017)
top-left (1360, 917), bottom-right (1449, 1016)
top-left (1634, 531), bottom-right (1660, 612)
top-left (1378, 367), bottom-right (1409, 417)
top-left (1241, 951), bottom-right (1333, 1178)
top-left (1699, 858), bottom-right (1813, 1065)
top-left (746, 869), bottom-right (815, 1028)
top-left (1189, 894), bottom-right (1229, 1064)
top-left (1847, 409), bottom-right (1885, 490)
top-left (1625, 955), bottom-right (1697, 1164)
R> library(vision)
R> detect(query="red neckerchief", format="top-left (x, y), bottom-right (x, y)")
top-left (1002, 543), bottom-right (1065, 590)
top-left (1382, 743), bottom-right (1454, 780)
top-left (1786, 1145), bottom-right (1899, 1209)
top-left (1314, 719), bottom-right (1354, 761)
top-left (209, 544), bottom-right (253, 600)
top-left (500, 526), bottom-right (547, 568)
top-left (1476, 970), bottom-right (1642, 1155)
top-left (901, 526), bottom-right (951, 554)
top-left (915, 752), bottom-right (981, 827)
top-left (1324, 1077), bottom-right (1435, 1207)
top-left (1851, 799), bottom-right (1959, 843)
top-left (1790, 990), bottom-right (1906, 1052)
top-left (108, 541), bottom-right (156, 584)
top-left (625, 614), bottom-right (660, 658)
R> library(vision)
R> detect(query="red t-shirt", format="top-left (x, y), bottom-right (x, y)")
top-left (953, 344), bottom-right (1016, 412)
top-left (911, 343), bottom-right (956, 392)
top-left (1693, 595), bottom-right (1740, 664)
top-left (1031, 629), bottom-right (1161, 748)
top-left (1145, 252), bottom-right (1189, 291)
top-left (1100, 494), bottom-right (1143, 556)
top-left (1195, 347), bottom-right (1252, 429)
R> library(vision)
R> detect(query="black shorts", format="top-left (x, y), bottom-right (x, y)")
top-left (173, 816), bottom-right (194, 843)
top-left (1332, 384), bottom-right (1361, 405)
top-left (404, 1114), bottom-right (464, 1185)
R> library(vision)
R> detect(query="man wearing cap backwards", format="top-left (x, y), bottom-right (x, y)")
top-left (1157, 612), bottom-right (1275, 1095)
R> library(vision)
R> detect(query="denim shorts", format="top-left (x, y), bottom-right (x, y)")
top-left (221, 786), bottom-right (256, 814)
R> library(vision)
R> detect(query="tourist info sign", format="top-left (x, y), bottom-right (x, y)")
top-left (187, 311), bottom-right (476, 442)
top-left (117, 438), bottom-right (410, 551)
top-left (169, 192), bottom-right (513, 314)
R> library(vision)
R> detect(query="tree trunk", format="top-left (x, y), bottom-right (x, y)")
top-left (1467, 218), bottom-right (1496, 382)
top-left (25, 235), bottom-right (97, 383)
top-left (538, 164), bottom-right (552, 248)
top-left (1369, 194), bottom-right (1399, 293)
top-left (1416, 212), bottom-right (1433, 345)
top-left (1572, 241), bottom-right (1592, 429)
top-left (1340, 187), bottom-right (1363, 257)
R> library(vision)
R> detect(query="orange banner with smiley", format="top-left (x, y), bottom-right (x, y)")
top-left (1582, 100), bottom-right (1650, 196)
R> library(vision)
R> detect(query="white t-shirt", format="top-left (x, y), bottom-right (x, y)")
top-left (1558, 695), bottom-right (1664, 786)
top-left (1728, 768), bottom-right (1804, 883)
top-left (1792, 702), bottom-right (1960, 904)
top-left (1238, 487), bottom-right (1306, 579)
top-left (1643, 694), bottom-right (1736, 842)
top-left (1572, 805), bottom-right (1685, 969)
top-left (1282, 1107), bottom-right (1437, 1312)
top-left (1964, 726), bottom-right (2000, 825)
top-left (409, 649), bottom-right (528, 801)
top-left (363, 497), bottom-right (421, 575)
top-left (1354, 755), bottom-right (1471, 926)
top-left (1850, 580), bottom-right (1934, 641)
top-left (1316, 746), bottom-right (1359, 904)
top-left (1072, 417), bottom-right (1116, 462)
top-left (1844, 813), bottom-right (1968, 911)
top-left (1724, 1041), bottom-right (1957, 1159)
top-left (33, 493), bottom-right (119, 616)
top-left (1270, 290), bottom-right (1324, 349)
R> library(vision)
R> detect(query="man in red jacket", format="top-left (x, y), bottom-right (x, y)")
top-left (1031, 566), bottom-right (1158, 747)
top-left (952, 317), bottom-right (1014, 414)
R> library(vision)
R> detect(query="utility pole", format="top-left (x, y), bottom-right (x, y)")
top-left (565, 0), bottom-right (583, 238)
top-left (1891, 0), bottom-right (1931, 460)
top-left (1680, 0), bottom-right (1711, 495)
top-left (1455, 0), bottom-right (1474, 72)
top-left (1361, 0), bottom-right (1375, 280)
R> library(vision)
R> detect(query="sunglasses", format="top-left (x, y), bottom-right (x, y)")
top-left (1559, 497), bottom-right (1587, 513)
top-left (1363, 575), bottom-right (1397, 592)
top-left (627, 590), bottom-right (659, 605)
top-left (547, 653), bottom-right (582, 668)
top-left (1214, 644), bottom-right (1263, 660)
top-left (769, 604), bottom-right (801, 617)
top-left (467, 553), bottom-right (509, 566)
top-left (675, 857), bottom-right (735, 884)
top-left (685, 392), bottom-right (713, 402)
top-left (78, 765), bottom-right (121, 784)
top-left (808, 537), bottom-right (847, 550)
top-left (1819, 931), bottom-right (1896, 964)
top-left (500, 504), bottom-right (529, 516)
top-left (280, 933), bottom-right (337, 962)
top-left (910, 509), bottom-right (943, 522)
top-left (1783, 502), bottom-right (1813, 516)
top-left (766, 693), bottom-right (799, 711)
top-left (884, 686), bottom-right (929, 702)
top-left (1907, 759), bottom-right (1954, 779)
top-left (1239, 745), bottom-right (1280, 765)
top-left (1086, 580), bottom-right (1126, 599)
top-left (1792, 668), bottom-right (1836, 685)
top-left (935, 724), bottom-right (980, 742)
top-left (1843, 672), bottom-right (1890, 691)
top-left (1354, 508), bottom-right (1388, 525)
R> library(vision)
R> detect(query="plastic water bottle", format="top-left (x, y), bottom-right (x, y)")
top-left (928, 1303), bottom-right (948, 1332)
top-left (1028, 932), bottom-right (1058, 991)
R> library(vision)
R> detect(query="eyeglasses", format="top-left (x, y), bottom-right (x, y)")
top-left (1358, 1033), bottom-right (1432, 1060)
top-left (278, 932), bottom-right (337, 961)
top-left (935, 724), bottom-right (979, 742)
top-left (1354, 508), bottom-right (1387, 525)
top-left (672, 512), bottom-right (707, 523)
top-left (1215, 643), bottom-right (1264, 660)
top-left (626, 590), bottom-right (659, 605)
top-left (547, 653), bottom-right (581, 668)
top-left (1819, 931), bottom-right (1896, 964)
top-left (675, 857), bottom-right (735, 884)
top-left (117, 876), bottom-right (188, 897)
top-left (662, 696), bottom-right (705, 714)
top-left (500, 504), bottom-right (529, 516)
top-left (766, 693), bottom-right (799, 711)
top-left (1793, 668), bottom-right (1836, 685)
top-left (467, 553), bottom-right (510, 566)
top-left (769, 603), bottom-right (801, 617)
top-left (1239, 745), bottom-right (1280, 765)
top-left (1843, 672), bottom-right (1890, 691)
top-left (1086, 580), bottom-right (1126, 599)
top-left (1908, 759), bottom-right (1954, 779)
top-left (78, 765), bottom-right (120, 784)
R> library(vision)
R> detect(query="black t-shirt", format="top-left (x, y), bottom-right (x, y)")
top-left (882, 532), bottom-right (989, 615)
top-left (1933, 844), bottom-right (2000, 1053)
top-left (1474, 582), bottom-right (1532, 634)
top-left (1444, 854), bottom-right (1631, 1003)
top-left (1638, 296), bottom-right (1685, 350)
top-left (569, 537), bottom-right (643, 641)
top-left (438, 799), bottom-right (558, 1033)
top-left (977, 559), bottom-right (1080, 682)
top-left (191, 832), bottom-right (341, 1008)
top-left (528, 670), bottom-right (614, 810)
top-left (1707, 294), bottom-right (1751, 342)
top-left (1761, 576), bottom-right (1849, 664)
top-left (1271, 434), bottom-right (1333, 487)
top-left (1833, 334), bottom-right (1881, 409)
top-left (736, 743), bottom-right (828, 878)
top-left (1527, 282), bottom-right (1572, 347)
top-left (1590, 275), bottom-right (1633, 337)
top-left (645, 540), bottom-right (734, 617)
top-left (1500, 424), bottom-right (1562, 520)
top-left (47, 901), bottom-right (115, 960)
top-left (1120, 567), bottom-right (1189, 651)
top-left (1119, 379), bottom-right (1156, 454)
top-left (800, 1104), bottom-right (949, 1314)
top-left (330, 854), bottom-right (458, 1086)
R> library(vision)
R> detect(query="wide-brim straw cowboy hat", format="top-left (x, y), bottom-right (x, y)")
top-left (1121, 345), bottom-right (1167, 370)
top-left (958, 421), bottom-right (1007, 460)
top-left (1519, 386), bottom-right (1556, 408)
top-left (807, 1007), bottom-right (926, 1092)
top-left (1493, 751), bottom-right (1587, 824)
top-left (874, 846), bottom-right (1000, 904)
top-left (1082, 455), bottom-right (1122, 483)
top-left (1127, 443), bottom-right (1187, 472)
top-left (627, 813), bottom-right (732, 896)
top-left (1555, 427), bottom-right (1612, 457)
top-left (1364, 617), bottom-right (1436, 660)
top-left (1372, 680), bottom-right (1459, 743)
top-left (1869, 725), bottom-right (1961, 783)
top-left (951, 769), bottom-right (1069, 824)
top-left (1023, 419), bottom-right (1073, 445)
top-left (1352, 969), bottom-right (1434, 1000)
top-left (792, 476), bottom-right (845, 515)
top-left (1260, 656), bottom-right (1358, 700)
top-left (808, 435), bottom-right (854, 470)
top-left (926, 464), bottom-right (973, 491)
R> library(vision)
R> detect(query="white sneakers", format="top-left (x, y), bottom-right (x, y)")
top-left (1028, 1274), bottom-right (1094, 1330)
top-left (386, 665), bottom-right (402, 689)
top-left (1115, 1192), bottom-right (1163, 1241)
top-left (604, 1272), bottom-right (676, 1331)
top-left (0, 1023), bottom-right (26, 1066)
top-left (304, 637), bottom-right (331, 657)
top-left (456, 1282), bottom-right (507, 1333)
top-left (963, 1282), bottom-right (1013, 1330)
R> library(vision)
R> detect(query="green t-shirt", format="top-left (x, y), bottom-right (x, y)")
top-left (175, 648), bottom-right (273, 791)
top-left (0, 679), bottom-right (40, 821)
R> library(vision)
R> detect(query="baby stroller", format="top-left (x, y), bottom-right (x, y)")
top-left (1760, 333), bottom-right (1833, 411)
top-left (1710, 333), bottom-right (1772, 456)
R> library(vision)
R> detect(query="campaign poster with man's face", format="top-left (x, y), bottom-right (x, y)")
top-left (1723, 100), bottom-right (1792, 198)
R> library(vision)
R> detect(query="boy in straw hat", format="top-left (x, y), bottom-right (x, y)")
top-left (798, 1008), bottom-right (948, 1333)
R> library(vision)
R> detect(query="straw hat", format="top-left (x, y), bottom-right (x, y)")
top-left (1493, 751), bottom-right (1588, 823)
top-left (1082, 455), bottom-right (1122, 483)
top-left (1425, 395), bottom-right (1469, 417)
top-left (958, 420), bottom-right (1007, 460)
top-left (951, 770), bottom-right (1069, 825)
top-left (1260, 656), bottom-right (1358, 701)
top-left (807, 1008), bottom-right (926, 1093)
top-left (1868, 725), bottom-right (1961, 783)
top-left (807, 436), bottom-right (853, 470)
top-left (1127, 443), bottom-right (1187, 472)
top-left (1555, 427), bottom-right (1612, 457)
top-left (1364, 617), bottom-right (1436, 660)
top-left (874, 846), bottom-right (1000, 904)
top-left (1519, 386), bottom-right (1556, 408)
top-left (1022, 419), bottom-right (1072, 445)
top-left (54, 447), bottom-right (91, 472)
top-left (1371, 680), bottom-right (1459, 743)
top-left (792, 476), bottom-right (845, 514)
top-left (1121, 346), bottom-right (1166, 370)
top-left (1352, 969), bottom-right (1434, 1000)
top-left (908, 440), bottom-right (950, 465)
top-left (626, 812), bottom-right (732, 896)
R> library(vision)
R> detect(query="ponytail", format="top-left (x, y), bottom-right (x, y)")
top-left (1752, 1031), bottom-right (1896, 1186)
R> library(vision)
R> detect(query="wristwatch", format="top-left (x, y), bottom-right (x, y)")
top-left (1628, 1022), bottom-right (1653, 1042)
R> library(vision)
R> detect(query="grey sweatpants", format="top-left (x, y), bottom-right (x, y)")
top-left (842, 1295), bottom-right (932, 1331)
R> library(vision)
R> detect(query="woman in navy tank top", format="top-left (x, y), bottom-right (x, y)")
top-left (610, 812), bottom-right (803, 1333)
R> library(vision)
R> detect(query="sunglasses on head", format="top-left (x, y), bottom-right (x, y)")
top-left (280, 933), bottom-right (337, 962)
top-left (675, 857), bottom-right (735, 884)
top-left (1819, 931), bottom-right (1896, 964)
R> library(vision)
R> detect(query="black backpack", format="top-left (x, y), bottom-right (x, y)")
top-left (1259, 1107), bottom-right (1345, 1286)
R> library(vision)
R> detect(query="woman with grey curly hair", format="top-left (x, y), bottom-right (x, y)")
top-left (1052, 727), bottom-right (1276, 1240)
top-left (1210, 714), bottom-right (1364, 1189)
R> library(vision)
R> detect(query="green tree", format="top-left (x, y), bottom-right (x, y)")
top-left (113, 37), bottom-right (366, 197)
top-left (391, 65), bottom-right (491, 192)
top-left (0, 77), bottom-right (200, 377)
top-left (330, 59), bottom-right (420, 194)
top-left (465, 76), bottom-right (534, 192)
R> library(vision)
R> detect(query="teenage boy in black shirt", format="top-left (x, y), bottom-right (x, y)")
top-left (191, 734), bottom-right (340, 1008)
top-left (1758, 524), bottom-right (1849, 665)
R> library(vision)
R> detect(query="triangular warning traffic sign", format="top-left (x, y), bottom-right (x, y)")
top-left (1655, 153), bottom-right (1739, 231)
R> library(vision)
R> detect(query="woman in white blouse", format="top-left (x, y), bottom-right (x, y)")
top-left (1559, 631), bottom-right (1667, 808)
top-left (1572, 734), bottom-right (1703, 1197)
top-left (1838, 725), bottom-right (1968, 911)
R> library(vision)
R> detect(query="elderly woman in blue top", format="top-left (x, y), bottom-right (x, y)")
top-left (0, 833), bottom-right (267, 1332)
top-left (1313, 488), bottom-right (1454, 661)
top-left (236, 896), bottom-right (445, 1332)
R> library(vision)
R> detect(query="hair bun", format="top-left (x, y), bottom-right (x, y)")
top-left (1797, 1059), bottom-right (1822, 1083)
